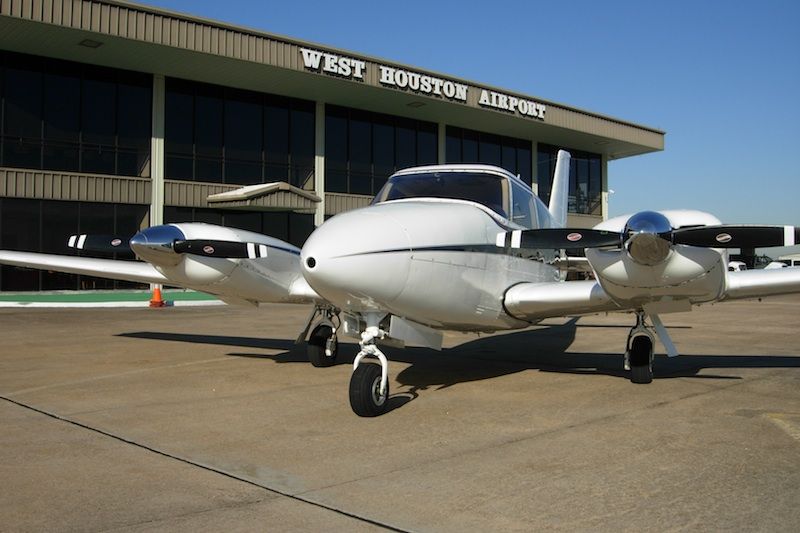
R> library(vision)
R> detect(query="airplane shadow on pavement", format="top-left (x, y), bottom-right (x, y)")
top-left (119, 320), bottom-right (800, 413)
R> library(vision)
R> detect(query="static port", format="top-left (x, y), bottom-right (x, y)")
top-left (306, 257), bottom-right (316, 269)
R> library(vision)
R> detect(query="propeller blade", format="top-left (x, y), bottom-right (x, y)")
top-left (498, 228), bottom-right (623, 250)
top-left (670, 225), bottom-right (799, 248)
top-left (172, 240), bottom-right (269, 259)
top-left (67, 234), bottom-right (132, 254)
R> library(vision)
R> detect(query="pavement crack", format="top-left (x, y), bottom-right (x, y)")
top-left (0, 395), bottom-right (410, 533)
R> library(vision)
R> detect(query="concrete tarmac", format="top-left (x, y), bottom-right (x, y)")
top-left (1, 297), bottom-right (799, 532)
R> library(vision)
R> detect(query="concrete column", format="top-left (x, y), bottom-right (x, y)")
top-left (150, 74), bottom-right (165, 228)
top-left (314, 101), bottom-right (326, 227)
top-left (530, 140), bottom-right (539, 195)
top-left (437, 122), bottom-right (446, 164)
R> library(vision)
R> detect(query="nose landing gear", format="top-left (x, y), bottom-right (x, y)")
top-left (350, 314), bottom-right (390, 417)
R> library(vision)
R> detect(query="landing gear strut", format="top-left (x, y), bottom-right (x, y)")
top-left (299, 306), bottom-right (340, 367)
top-left (625, 311), bottom-right (654, 384)
top-left (349, 313), bottom-right (390, 417)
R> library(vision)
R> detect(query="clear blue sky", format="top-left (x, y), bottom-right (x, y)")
top-left (140, 0), bottom-right (799, 232)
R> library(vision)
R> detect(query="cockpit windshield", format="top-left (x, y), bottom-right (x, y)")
top-left (371, 171), bottom-right (508, 217)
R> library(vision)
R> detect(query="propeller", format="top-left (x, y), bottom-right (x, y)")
top-left (497, 211), bottom-right (799, 265)
top-left (670, 225), bottom-right (800, 248)
top-left (172, 240), bottom-right (269, 259)
top-left (496, 228), bottom-right (621, 250)
top-left (500, 224), bottom-right (800, 251)
top-left (69, 230), bottom-right (269, 260)
top-left (67, 234), bottom-right (132, 254)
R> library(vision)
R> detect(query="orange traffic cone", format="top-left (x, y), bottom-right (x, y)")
top-left (149, 286), bottom-right (166, 308)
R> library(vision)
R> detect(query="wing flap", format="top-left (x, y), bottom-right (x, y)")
top-left (504, 280), bottom-right (621, 321)
top-left (724, 268), bottom-right (800, 300)
top-left (0, 251), bottom-right (168, 285)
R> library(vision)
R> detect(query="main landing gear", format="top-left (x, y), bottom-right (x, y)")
top-left (300, 306), bottom-right (340, 367)
top-left (625, 311), bottom-right (655, 384)
top-left (349, 313), bottom-right (390, 417)
top-left (624, 309), bottom-right (680, 384)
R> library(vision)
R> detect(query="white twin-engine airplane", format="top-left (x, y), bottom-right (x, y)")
top-left (2, 150), bottom-right (800, 416)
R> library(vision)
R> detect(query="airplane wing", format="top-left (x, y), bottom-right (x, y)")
top-left (503, 267), bottom-right (800, 322)
top-left (0, 250), bottom-right (168, 285)
top-left (503, 280), bottom-right (622, 321)
top-left (724, 268), bottom-right (800, 300)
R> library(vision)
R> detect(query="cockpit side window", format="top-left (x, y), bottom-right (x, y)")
top-left (510, 180), bottom-right (537, 229)
top-left (372, 171), bottom-right (509, 217)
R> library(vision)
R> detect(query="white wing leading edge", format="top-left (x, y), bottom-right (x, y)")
top-left (724, 268), bottom-right (800, 300)
top-left (0, 251), bottom-right (168, 285)
top-left (504, 268), bottom-right (800, 322)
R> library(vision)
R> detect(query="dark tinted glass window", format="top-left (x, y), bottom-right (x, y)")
top-left (325, 109), bottom-right (348, 193)
top-left (3, 60), bottom-right (43, 168)
top-left (1, 51), bottom-right (151, 176)
top-left (195, 88), bottom-right (223, 158)
top-left (348, 111), bottom-right (371, 195)
top-left (41, 200), bottom-right (79, 289)
top-left (117, 77), bottom-right (151, 149)
top-left (447, 126), bottom-right (531, 185)
top-left (395, 119), bottom-right (416, 170)
top-left (445, 129), bottom-right (461, 163)
top-left (324, 106), bottom-right (437, 195)
top-left (290, 104), bottom-right (315, 188)
top-left (461, 128), bottom-right (478, 162)
top-left (537, 144), bottom-right (602, 214)
top-left (479, 134), bottom-right (501, 167)
top-left (264, 99), bottom-right (289, 181)
top-left (517, 144), bottom-right (532, 187)
top-left (417, 122), bottom-right (437, 165)
top-left (82, 69), bottom-right (116, 146)
top-left (165, 81), bottom-right (193, 155)
top-left (164, 78), bottom-right (313, 187)
top-left (0, 198), bottom-right (147, 291)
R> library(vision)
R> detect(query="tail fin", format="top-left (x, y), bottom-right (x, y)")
top-left (548, 150), bottom-right (571, 228)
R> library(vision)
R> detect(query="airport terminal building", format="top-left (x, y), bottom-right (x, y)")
top-left (0, 0), bottom-right (664, 291)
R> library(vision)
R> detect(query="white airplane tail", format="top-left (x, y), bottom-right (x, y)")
top-left (548, 150), bottom-right (571, 228)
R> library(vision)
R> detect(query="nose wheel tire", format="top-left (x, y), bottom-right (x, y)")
top-left (307, 325), bottom-right (338, 367)
top-left (349, 363), bottom-right (389, 417)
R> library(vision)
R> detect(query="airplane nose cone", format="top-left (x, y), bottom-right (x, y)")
top-left (301, 210), bottom-right (411, 309)
top-left (130, 224), bottom-right (185, 266)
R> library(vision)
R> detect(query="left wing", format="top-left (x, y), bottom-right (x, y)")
top-left (0, 251), bottom-right (168, 285)
top-left (503, 280), bottom-right (622, 321)
top-left (502, 266), bottom-right (800, 322)
top-left (724, 268), bottom-right (800, 300)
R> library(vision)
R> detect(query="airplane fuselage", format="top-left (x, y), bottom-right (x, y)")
top-left (301, 199), bottom-right (558, 331)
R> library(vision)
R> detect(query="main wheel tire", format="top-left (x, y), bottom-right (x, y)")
top-left (629, 335), bottom-right (653, 384)
top-left (307, 325), bottom-right (337, 367)
top-left (349, 363), bottom-right (389, 417)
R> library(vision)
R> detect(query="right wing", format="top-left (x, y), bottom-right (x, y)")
top-left (0, 251), bottom-right (168, 285)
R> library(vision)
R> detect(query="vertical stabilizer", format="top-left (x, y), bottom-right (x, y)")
top-left (548, 150), bottom-right (571, 228)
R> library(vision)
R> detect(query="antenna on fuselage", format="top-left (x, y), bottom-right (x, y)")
top-left (548, 150), bottom-right (571, 229)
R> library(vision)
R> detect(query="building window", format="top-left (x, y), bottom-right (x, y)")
top-left (164, 207), bottom-right (314, 248)
top-left (325, 105), bottom-right (438, 196)
top-left (445, 126), bottom-right (532, 187)
top-left (0, 51), bottom-right (151, 177)
top-left (164, 78), bottom-right (315, 188)
top-left (537, 144), bottom-right (602, 215)
top-left (0, 198), bottom-right (148, 291)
